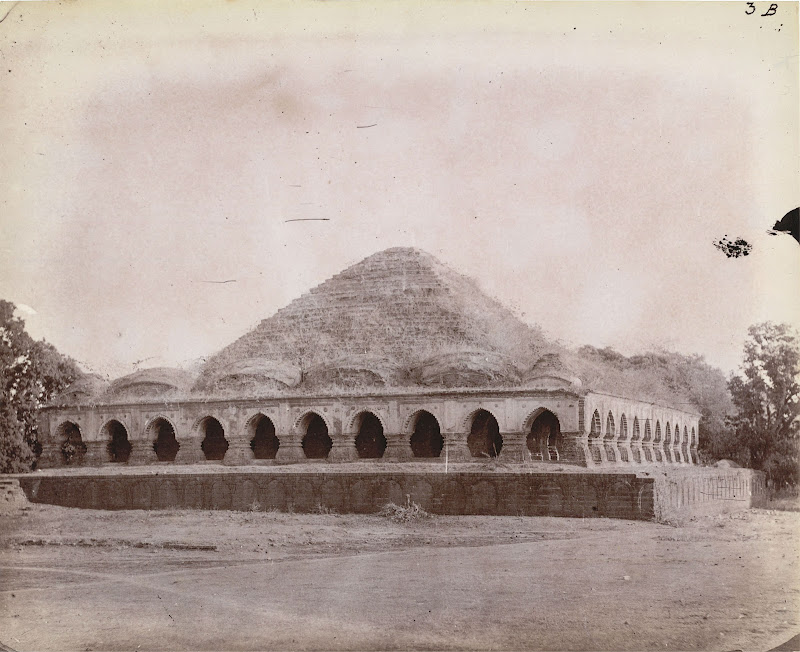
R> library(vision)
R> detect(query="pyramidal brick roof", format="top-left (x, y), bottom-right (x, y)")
top-left (193, 247), bottom-right (552, 394)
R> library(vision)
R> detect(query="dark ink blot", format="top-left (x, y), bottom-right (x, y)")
top-left (713, 235), bottom-right (752, 258)
top-left (768, 207), bottom-right (799, 244)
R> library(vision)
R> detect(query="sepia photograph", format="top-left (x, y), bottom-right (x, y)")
top-left (1, 1), bottom-right (798, 650)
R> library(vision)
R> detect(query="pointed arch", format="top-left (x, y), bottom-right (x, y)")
top-left (353, 411), bottom-right (386, 459)
top-left (299, 412), bottom-right (332, 459)
top-left (101, 419), bottom-right (131, 463)
top-left (521, 406), bottom-right (563, 434)
top-left (654, 421), bottom-right (662, 443)
top-left (57, 421), bottom-right (86, 465)
top-left (197, 416), bottom-right (228, 461)
top-left (604, 412), bottom-right (616, 440)
top-left (589, 409), bottom-right (602, 438)
top-left (146, 416), bottom-right (180, 462)
top-left (527, 409), bottom-right (561, 461)
top-left (619, 414), bottom-right (628, 441)
top-left (632, 416), bottom-right (641, 441)
top-left (644, 419), bottom-right (652, 442)
top-left (409, 410), bottom-right (443, 458)
top-left (247, 413), bottom-right (279, 460)
top-left (467, 409), bottom-right (503, 458)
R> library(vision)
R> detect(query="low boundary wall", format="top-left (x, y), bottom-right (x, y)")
top-left (14, 467), bottom-right (765, 521)
top-left (649, 468), bottom-right (765, 521)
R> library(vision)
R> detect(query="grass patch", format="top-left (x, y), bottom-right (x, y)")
top-left (752, 487), bottom-right (800, 512)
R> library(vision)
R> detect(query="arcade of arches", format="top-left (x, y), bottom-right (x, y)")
top-left (38, 391), bottom-right (700, 468)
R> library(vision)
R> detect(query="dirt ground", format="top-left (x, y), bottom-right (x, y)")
top-left (0, 496), bottom-right (798, 651)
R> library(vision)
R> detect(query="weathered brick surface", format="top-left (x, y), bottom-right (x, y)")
top-left (17, 471), bottom-right (656, 519)
top-left (195, 248), bottom-right (549, 391)
top-left (649, 468), bottom-right (765, 520)
top-left (16, 467), bottom-right (762, 522)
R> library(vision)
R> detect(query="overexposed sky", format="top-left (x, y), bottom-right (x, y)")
top-left (1, 1), bottom-right (798, 379)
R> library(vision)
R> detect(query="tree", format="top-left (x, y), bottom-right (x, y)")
top-left (728, 322), bottom-right (800, 486)
top-left (0, 300), bottom-right (83, 472)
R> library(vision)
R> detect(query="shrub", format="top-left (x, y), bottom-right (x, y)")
top-left (378, 499), bottom-right (430, 522)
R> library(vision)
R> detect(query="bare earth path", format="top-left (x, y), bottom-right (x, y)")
top-left (0, 504), bottom-right (797, 651)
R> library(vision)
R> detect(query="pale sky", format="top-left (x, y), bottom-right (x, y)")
top-left (1, 1), bottom-right (798, 380)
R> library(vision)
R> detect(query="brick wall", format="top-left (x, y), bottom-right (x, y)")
top-left (18, 471), bottom-right (656, 520)
top-left (17, 467), bottom-right (763, 522)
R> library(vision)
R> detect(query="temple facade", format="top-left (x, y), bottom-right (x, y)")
top-left (37, 248), bottom-right (700, 469)
top-left (38, 385), bottom-right (699, 469)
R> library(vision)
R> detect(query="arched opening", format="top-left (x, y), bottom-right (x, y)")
top-left (644, 419), bottom-right (652, 442)
top-left (249, 414), bottom-right (279, 459)
top-left (691, 427), bottom-right (696, 445)
top-left (617, 414), bottom-right (629, 462)
top-left (199, 417), bottom-right (228, 461)
top-left (301, 413), bottom-right (332, 459)
top-left (58, 421), bottom-right (86, 465)
top-left (605, 412), bottom-right (616, 440)
top-left (354, 412), bottom-right (386, 459)
top-left (589, 409), bottom-right (602, 463)
top-left (410, 411), bottom-right (443, 458)
top-left (590, 410), bottom-right (601, 438)
top-left (663, 423), bottom-right (672, 461)
top-left (527, 410), bottom-right (561, 461)
top-left (654, 421), bottom-right (662, 443)
top-left (104, 420), bottom-right (131, 463)
top-left (467, 410), bottom-right (503, 458)
top-left (151, 418), bottom-right (179, 462)
top-left (630, 416), bottom-right (642, 463)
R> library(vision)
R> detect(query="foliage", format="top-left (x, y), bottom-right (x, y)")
top-left (0, 401), bottom-right (34, 473)
top-left (727, 322), bottom-right (800, 486)
top-left (0, 300), bottom-right (83, 472)
top-left (378, 499), bottom-right (430, 522)
top-left (59, 422), bottom-right (87, 465)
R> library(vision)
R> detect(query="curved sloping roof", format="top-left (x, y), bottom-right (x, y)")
top-left (409, 350), bottom-right (521, 388)
top-left (106, 367), bottom-right (194, 399)
top-left (52, 374), bottom-right (109, 405)
top-left (303, 355), bottom-right (400, 390)
top-left (202, 358), bottom-right (303, 395)
top-left (522, 353), bottom-right (583, 390)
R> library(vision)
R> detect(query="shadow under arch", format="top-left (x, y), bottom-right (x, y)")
top-left (197, 416), bottom-right (228, 461)
top-left (299, 412), bottom-right (332, 459)
top-left (466, 409), bottom-right (502, 458)
top-left (247, 413), bottom-right (279, 459)
top-left (527, 409), bottom-right (561, 461)
top-left (409, 410), bottom-right (443, 458)
top-left (353, 411), bottom-right (386, 459)
top-left (102, 419), bottom-right (131, 463)
top-left (147, 417), bottom-right (180, 462)
top-left (56, 420), bottom-right (86, 465)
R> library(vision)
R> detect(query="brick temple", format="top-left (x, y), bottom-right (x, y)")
top-left (37, 248), bottom-right (699, 469)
